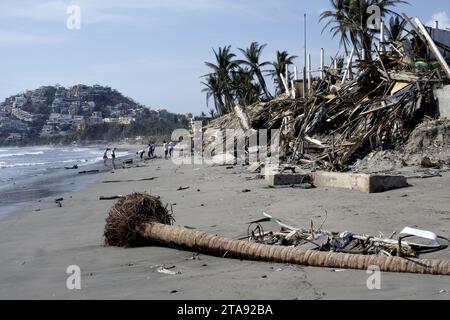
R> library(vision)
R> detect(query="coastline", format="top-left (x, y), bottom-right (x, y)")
top-left (0, 145), bottom-right (136, 219)
top-left (0, 147), bottom-right (448, 299)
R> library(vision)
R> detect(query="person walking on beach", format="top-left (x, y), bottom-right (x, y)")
top-left (147, 143), bottom-right (153, 159)
top-left (103, 148), bottom-right (110, 166)
top-left (163, 141), bottom-right (169, 160)
top-left (168, 141), bottom-right (175, 158)
top-left (111, 148), bottom-right (117, 169)
top-left (150, 142), bottom-right (156, 158)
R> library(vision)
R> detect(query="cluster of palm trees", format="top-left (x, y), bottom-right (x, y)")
top-left (203, 0), bottom-right (409, 117)
top-left (202, 42), bottom-right (297, 117)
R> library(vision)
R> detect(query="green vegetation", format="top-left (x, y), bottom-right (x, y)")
top-left (202, 0), bottom-right (408, 117)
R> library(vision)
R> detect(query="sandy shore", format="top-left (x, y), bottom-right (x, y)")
top-left (0, 148), bottom-right (449, 300)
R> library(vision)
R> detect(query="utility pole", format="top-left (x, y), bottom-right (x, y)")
top-left (320, 48), bottom-right (325, 80)
top-left (303, 13), bottom-right (308, 98)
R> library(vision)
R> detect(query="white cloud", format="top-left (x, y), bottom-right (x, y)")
top-left (427, 11), bottom-right (450, 29)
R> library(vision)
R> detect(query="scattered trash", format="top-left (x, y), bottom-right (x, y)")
top-left (248, 162), bottom-right (264, 173)
top-left (55, 198), bottom-right (63, 208)
top-left (421, 157), bottom-right (441, 169)
top-left (157, 266), bottom-right (181, 275)
top-left (177, 186), bottom-right (190, 191)
top-left (247, 213), bottom-right (450, 258)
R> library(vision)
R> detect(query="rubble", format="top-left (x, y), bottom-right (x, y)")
top-left (248, 213), bottom-right (449, 259)
top-left (204, 18), bottom-right (450, 175)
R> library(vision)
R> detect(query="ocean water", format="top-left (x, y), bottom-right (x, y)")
top-left (0, 146), bottom-right (128, 185)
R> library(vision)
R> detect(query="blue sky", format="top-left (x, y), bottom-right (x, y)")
top-left (0, 0), bottom-right (449, 115)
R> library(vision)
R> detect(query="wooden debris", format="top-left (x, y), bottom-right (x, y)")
top-left (102, 177), bottom-right (157, 184)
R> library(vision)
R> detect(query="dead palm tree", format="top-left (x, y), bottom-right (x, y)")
top-left (237, 42), bottom-right (273, 100)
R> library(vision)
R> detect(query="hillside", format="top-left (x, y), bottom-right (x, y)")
top-left (0, 85), bottom-right (190, 145)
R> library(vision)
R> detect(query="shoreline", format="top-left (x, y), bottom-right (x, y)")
top-left (0, 145), bottom-right (136, 220)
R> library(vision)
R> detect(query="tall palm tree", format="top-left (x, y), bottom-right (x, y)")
top-left (269, 51), bottom-right (298, 95)
top-left (320, 0), bottom-right (353, 56)
top-left (204, 46), bottom-right (238, 114)
top-left (320, 0), bottom-right (409, 61)
top-left (237, 42), bottom-right (272, 100)
top-left (386, 16), bottom-right (407, 42)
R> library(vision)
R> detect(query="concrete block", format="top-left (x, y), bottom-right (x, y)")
top-left (265, 167), bottom-right (310, 186)
top-left (311, 172), bottom-right (408, 193)
top-left (435, 85), bottom-right (450, 119)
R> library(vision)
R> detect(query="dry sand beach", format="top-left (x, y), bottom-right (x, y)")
top-left (0, 148), bottom-right (449, 300)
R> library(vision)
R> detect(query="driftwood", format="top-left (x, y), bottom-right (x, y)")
top-left (78, 170), bottom-right (100, 175)
top-left (99, 195), bottom-right (124, 200)
top-left (102, 177), bottom-right (158, 184)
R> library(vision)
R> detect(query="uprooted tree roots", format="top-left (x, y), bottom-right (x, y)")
top-left (104, 193), bottom-right (450, 275)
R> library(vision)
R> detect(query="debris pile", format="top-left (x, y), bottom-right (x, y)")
top-left (248, 213), bottom-right (449, 258)
top-left (353, 119), bottom-right (450, 173)
top-left (206, 20), bottom-right (450, 172)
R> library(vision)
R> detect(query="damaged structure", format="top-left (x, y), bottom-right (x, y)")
top-left (203, 17), bottom-right (450, 193)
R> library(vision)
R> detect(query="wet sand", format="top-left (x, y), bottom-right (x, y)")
top-left (0, 148), bottom-right (449, 300)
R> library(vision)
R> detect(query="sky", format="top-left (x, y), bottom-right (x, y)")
top-left (0, 0), bottom-right (449, 115)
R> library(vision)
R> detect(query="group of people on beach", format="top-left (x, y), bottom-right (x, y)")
top-left (163, 140), bottom-right (176, 160)
top-left (103, 140), bottom-right (179, 169)
top-left (136, 141), bottom-right (176, 161)
top-left (137, 141), bottom-right (157, 161)
top-left (103, 148), bottom-right (117, 168)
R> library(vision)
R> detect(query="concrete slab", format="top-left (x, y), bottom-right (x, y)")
top-left (311, 172), bottom-right (408, 193)
top-left (265, 167), bottom-right (310, 186)
top-left (435, 85), bottom-right (450, 119)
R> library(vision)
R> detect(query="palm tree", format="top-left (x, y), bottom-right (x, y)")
top-left (269, 51), bottom-right (298, 95)
top-left (320, 0), bottom-right (409, 61)
top-left (320, 0), bottom-right (354, 56)
top-left (237, 42), bottom-right (272, 100)
top-left (386, 16), bottom-right (407, 42)
top-left (231, 67), bottom-right (262, 106)
top-left (204, 46), bottom-right (238, 114)
top-left (201, 74), bottom-right (226, 116)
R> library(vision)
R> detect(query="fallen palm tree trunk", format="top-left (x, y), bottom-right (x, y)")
top-left (104, 193), bottom-right (450, 275)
